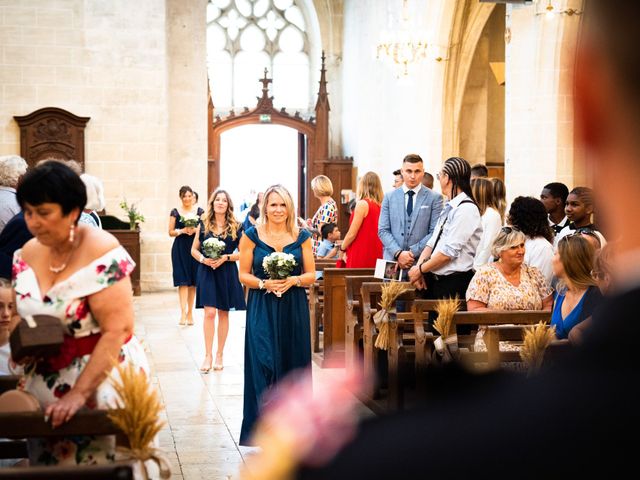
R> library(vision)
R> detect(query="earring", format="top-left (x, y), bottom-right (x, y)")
top-left (69, 224), bottom-right (75, 243)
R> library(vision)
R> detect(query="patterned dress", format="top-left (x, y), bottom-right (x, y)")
top-left (311, 199), bottom-right (337, 255)
top-left (12, 246), bottom-right (150, 466)
top-left (466, 263), bottom-right (553, 353)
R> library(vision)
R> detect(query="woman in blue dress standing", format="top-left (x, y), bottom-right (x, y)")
top-left (191, 189), bottom-right (246, 372)
top-left (169, 186), bottom-right (203, 326)
top-left (238, 184), bottom-right (316, 445)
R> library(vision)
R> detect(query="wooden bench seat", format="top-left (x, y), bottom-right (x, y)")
top-left (344, 275), bottom-right (379, 372)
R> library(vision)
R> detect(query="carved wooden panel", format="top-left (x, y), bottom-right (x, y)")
top-left (13, 107), bottom-right (90, 170)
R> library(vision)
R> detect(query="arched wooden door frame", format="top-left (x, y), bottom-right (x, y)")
top-left (208, 64), bottom-right (328, 218)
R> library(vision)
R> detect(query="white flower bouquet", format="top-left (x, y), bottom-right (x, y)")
top-left (262, 252), bottom-right (297, 297)
top-left (180, 213), bottom-right (200, 228)
top-left (202, 237), bottom-right (226, 259)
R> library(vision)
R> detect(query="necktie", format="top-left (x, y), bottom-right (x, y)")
top-left (406, 190), bottom-right (415, 217)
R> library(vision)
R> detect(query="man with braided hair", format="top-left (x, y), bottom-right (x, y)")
top-left (407, 157), bottom-right (482, 300)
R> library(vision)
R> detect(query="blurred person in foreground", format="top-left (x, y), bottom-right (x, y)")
top-left (12, 161), bottom-right (150, 466)
top-left (293, 2), bottom-right (640, 476)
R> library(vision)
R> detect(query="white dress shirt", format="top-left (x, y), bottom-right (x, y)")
top-left (473, 207), bottom-right (502, 269)
top-left (524, 236), bottom-right (554, 285)
top-left (426, 192), bottom-right (482, 276)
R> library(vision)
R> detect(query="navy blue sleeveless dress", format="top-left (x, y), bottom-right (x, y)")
top-left (195, 227), bottom-right (246, 311)
top-left (170, 207), bottom-right (203, 287)
top-left (240, 227), bottom-right (312, 445)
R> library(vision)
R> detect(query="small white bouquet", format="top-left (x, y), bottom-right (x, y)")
top-left (180, 213), bottom-right (200, 228)
top-left (262, 252), bottom-right (297, 297)
top-left (202, 237), bottom-right (226, 259)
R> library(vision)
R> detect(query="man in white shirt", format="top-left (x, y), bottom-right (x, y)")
top-left (540, 182), bottom-right (569, 235)
top-left (408, 157), bottom-right (482, 300)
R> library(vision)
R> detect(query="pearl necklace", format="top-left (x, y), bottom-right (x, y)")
top-left (49, 244), bottom-right (77, 274)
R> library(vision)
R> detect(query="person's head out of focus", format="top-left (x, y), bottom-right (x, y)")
top-left (392, 169), bottom-right (403, 189)
top-left (470, 163), bottom-right (488, 179)
top-left (540, 182), bottom-right (569, 216)
top-left (178, 186), bottom-right (194, 209)
top-left (592, 243), bottom-right (615, 295)
top-left (576, 1), bottom-right (640, 257)
top-left (401, 154), bottom-right (424, 189)
top-left (0, 155), bottom-right (27, 189)
top-left (422, 172), bottom-right (434, 190)
top-left (16, 161), bottom-right (86, 246)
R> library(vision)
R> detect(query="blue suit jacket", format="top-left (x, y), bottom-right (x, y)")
top-left (378, 186), bottom-right (443, 260)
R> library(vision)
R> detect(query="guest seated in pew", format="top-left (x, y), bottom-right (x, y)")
top-left (0, 278), bottom-right (20, 375)
top-left (466, 227), bottom-right (553, 312)
top-left (569, 243), bottom-right (615, 345)
top-left (11, 162), bottom-right (151, 466)
top-left (466, 227), bottom-right (553, 352)
top-left (317, 223), bottom-right (341, 261)
top-left (551, 234), bottom-right (604, 339)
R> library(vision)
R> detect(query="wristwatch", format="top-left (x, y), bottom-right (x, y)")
top-left (258, 279), bottom-right (265, 290)
top-left (295, 276), bottom-right (302, 287)
top-left (225, 254), bottom-right (230, 262)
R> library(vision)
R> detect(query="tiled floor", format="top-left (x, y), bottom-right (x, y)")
top-left (133, 290), bottom-right (361, 480)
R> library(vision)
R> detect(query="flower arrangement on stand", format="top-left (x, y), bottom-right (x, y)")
top-left (262, 252), bottom-right (297, 298)
top-left (120, 200), bottom-right (145, 231)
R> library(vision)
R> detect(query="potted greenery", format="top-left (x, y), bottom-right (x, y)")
top-left (120, 200), bottom-right (145, 231)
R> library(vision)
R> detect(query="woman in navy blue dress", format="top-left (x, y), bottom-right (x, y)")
top-left (238, 184), bottom-right (316, 446)
top-left (191, 189), bottom-right (246, 372)
top-left (169, 186), bottom-right (203, 326)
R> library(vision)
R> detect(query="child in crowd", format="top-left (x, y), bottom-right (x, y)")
top-left (0, 278), bottom-right (19, 375)
top-left (317, 223), bottom-right (341, 260)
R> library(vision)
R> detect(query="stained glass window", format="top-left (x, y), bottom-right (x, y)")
top-left (207, 0), bottom-right (312, 111)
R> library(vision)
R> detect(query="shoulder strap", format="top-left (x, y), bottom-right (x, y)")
top-left (431, 199), bottom-right (477, 252)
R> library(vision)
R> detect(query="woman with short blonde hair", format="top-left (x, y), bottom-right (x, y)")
top-left (309, 175), bottom-right (337, 255)
top-left (467, 227), bottom-right (553, 312)
top-left (339, 172), bottom-right (384, 268)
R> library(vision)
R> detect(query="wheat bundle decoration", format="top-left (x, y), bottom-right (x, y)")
top-left (373, 281), bottom-right (410, 350)
top-left (108, 363), bottom-right (171, 480)
top-left (432, 296), bottom-right (462, 362)
top-left (520, 321), bottom-right (556, 376)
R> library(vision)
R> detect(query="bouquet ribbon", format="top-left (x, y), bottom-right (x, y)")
top-left (433, 334), bottom-right (459, 363)
top-left (372, 308), bottom-right (391, 328)
top-left (116, 446), bottom-right (171, 480)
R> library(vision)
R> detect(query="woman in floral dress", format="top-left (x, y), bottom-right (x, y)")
top-left (12, 161), bottom-right (150, 466)
top-left (309, 175), bottom-right (337, 255)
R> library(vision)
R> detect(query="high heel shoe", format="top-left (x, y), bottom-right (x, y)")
top-left (213, 353), bottom-right (224, 371)
top-left (200, 356), bottom-right (213, 374)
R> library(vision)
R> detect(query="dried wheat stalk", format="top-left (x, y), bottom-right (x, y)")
top-left (433, 296), bottom-right (461, 339)
top-left (374, 281), bottom-right (410, 350)
top-left (520, 322), bottom-right (556, 375)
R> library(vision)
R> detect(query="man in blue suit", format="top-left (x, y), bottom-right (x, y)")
top-left (378, 154), bottom-right (443, 275)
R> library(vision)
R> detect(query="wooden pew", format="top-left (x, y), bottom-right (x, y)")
top-left (309, 280), bottom-right (323, 354)
top-left (0, 463), bottom-right (135, 479)
top-left (314, 268), bottom-right (374, 367)
top-left (344, 275), bottom-right (379, 373)
top-left (360, 282), bottom-right (415, 411)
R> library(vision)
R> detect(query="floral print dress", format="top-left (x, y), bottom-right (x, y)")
top-left (12, 246), bottom-right (150, 466)
top-left (311, 199), bottom-right (337, 255)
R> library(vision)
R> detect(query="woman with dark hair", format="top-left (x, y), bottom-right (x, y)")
top-left (472, 177), bottom-right (502, 269)
top-left (551, 235), bottom-right (603, 339)
top-left (408, 157), bottom-right (482, 300)
top-left (508, 196), bottom-right (555, 284)
top-left (191, 189), bottom-right (246, 373)
top-left (12, 161), bottom-right (150, 465)
top-left (169, 185), bottom-right (204, 326)
top-left (491, 177), bottom-right (507, 224)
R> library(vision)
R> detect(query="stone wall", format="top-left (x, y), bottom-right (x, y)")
top-left (0, 0), bottom-right (207, 291)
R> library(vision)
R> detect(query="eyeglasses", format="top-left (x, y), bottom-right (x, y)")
top-left (500, 226), bottom-right (521, 234)
top-left (436, 171), bottom-right (447, 180)
top-left (561, 228), bottom-right (602, 247)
